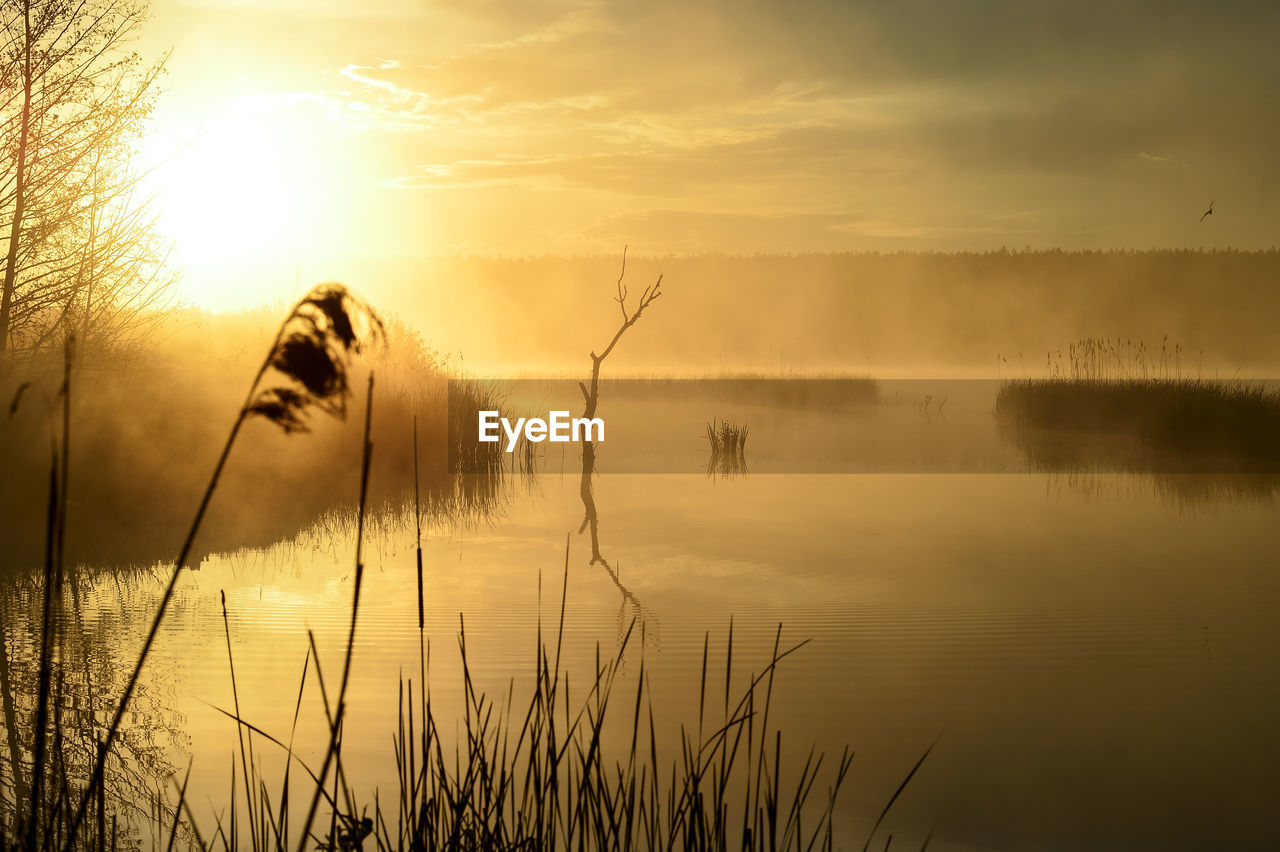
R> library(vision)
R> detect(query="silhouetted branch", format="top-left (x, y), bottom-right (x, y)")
top-left (576, 248), bottom-right (662, 627)
top-left (594, 245), bottom-right (663, 369)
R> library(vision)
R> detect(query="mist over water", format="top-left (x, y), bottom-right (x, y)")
top-left (360, 251), bottom-right (1280, 377)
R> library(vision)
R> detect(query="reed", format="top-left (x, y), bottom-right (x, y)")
top-left (705, 419), bottom-right (749, 476)
top-left (1039, 335), bottom-right (1208, 382)
top-left (441, 376), bottom-right (537, 478)
top-left (192, 537), bottom-right (930, 852)
top-left (607, 376), bottom-right (881, 411)
top-left (35, 283), bottom-right (384, 851)
top-left (995, 377), bottom-right (1280, 472)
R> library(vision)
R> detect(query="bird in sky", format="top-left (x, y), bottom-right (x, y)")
top-left (1200, 201), bottom-right (1214, 222)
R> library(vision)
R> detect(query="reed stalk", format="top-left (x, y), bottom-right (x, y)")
top-left (61, 285), bottom-right (382, 850)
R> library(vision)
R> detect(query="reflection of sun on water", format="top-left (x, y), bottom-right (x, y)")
top-left (143, 103), bottom-right (333, 312)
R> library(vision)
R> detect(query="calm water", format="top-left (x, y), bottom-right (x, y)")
top-left (5, 385), bottom-right (1280, 850)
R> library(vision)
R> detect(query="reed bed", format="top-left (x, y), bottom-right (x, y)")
top-left (606, 377), bottom-right (880, 412)
top-left (221, 554), bottom-right (926, 852)
top-left (441, 378), bottom-right (537, 478)
top-left (1037, 335), bottom-right (1205, 382)
top-left (994, 377), bottom-right (1280, 472)
top-left (0, 320), bottom-right (526, 571)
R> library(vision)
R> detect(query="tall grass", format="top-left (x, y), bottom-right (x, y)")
top-left (1, 314), bottom-right (524, 571)
top-left (995, 378), bottom-right (1280, 472)
top-left (3, 531), bottom-right (934, 851)
top-left (442, 378), bottom-right (536, 478)
top-left (0, 284), bottom-right (384, 851)
top-left (605, 377), bottom-right (880, 411)
top-left (1042, 336), bottom-right (1183, 381)
top-left (194, 538), bottom-right (930, 852)
top-left (705, 420), bottom-right (749, 477)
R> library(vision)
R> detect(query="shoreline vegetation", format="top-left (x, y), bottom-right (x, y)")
top-left (705, 420), bottom-right (750, 477)
top-left (995, 378), bottom-right (1280, 473)
top-left (0, 310), bottom-right (532, 570)
top-left (994, 336), bottom-right (1280, 475)
top-left (585, 377), bottom-right (881, 411)
top-left (0, 284), bottom-right (931, 851)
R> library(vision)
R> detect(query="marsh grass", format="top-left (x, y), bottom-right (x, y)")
top-left (0, 284), bottom-right (385, 851)
top-left (441, 378), bottom-right (536, 478)
top-left (1, 315), bottom-right (532, 570)
top-left (606, 376), bottom-right (880, 412)
top-left (3, 536), bottom-right (935, 851)
top-left (196, 539), bottom-right (930, 852)
top-left (1039, 335), bottom-right (1208, 383)
top-left (705, 420), bottom-right (749, 477)
top-left (995, 378), bottom-right (1280, 472)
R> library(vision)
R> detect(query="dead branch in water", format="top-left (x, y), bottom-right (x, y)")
top-left (577, 246), bottom-right (664, 421)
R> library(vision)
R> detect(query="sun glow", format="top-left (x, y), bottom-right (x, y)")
top-left (144, 102), bottom-right (341, 311)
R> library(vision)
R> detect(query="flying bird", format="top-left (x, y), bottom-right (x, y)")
top-left (1199, 201), bottom-right (1214, 222)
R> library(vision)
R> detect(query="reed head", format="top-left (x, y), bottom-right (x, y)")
top-left (245, 283), bottom-right (385, 433)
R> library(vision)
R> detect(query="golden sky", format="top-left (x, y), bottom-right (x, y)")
top-left (137, 0), bottom-right (1279, 308)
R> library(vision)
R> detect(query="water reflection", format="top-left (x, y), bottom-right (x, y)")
top-left (1000, 423), bottom-right (1280, 506)
top-left (1047, 471), bottom-right (1280, 509)
top-left (577, 434), bottom-right (653, 641)
top-left (0, 568), bottom-right (186, 842)
top-left (5, 470), bottom-right (1280, 850)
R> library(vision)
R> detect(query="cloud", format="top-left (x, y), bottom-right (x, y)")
top-left (190, 0), bottom-right (1280, 251)
top-left (460, 3), bottom-right (612, 55)
top-left (1137, 152), bottom-right (1184, 168)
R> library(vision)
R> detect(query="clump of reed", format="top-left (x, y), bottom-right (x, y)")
top-left (189, 540), bottom-right (931, 852)
top-left (1041, 335), bottom-right (1199, 381)
top-left (1, 283), bottom-right (386, 851)
top-left (443, 378), bottom-right (506, 477)
top-left (440, 378), bottom-right (537, 478)
top-left (705, 419), bottom-right (749, 476)
top-left (995, 377), bottom-right (1280, 472)
top-left (382, 600), bottom-right (927, 851)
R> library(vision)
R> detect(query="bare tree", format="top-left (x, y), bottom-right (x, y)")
top-left (576, 246), bottom-right (663, 441)
top-left (577, 248), bottom-right (662, 620)
top-left (1, 0), bottom-right (173, 366)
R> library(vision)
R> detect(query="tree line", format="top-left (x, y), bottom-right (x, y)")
top-left (1, 0), bottom-right (173, 368)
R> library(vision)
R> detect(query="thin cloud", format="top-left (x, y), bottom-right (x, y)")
top-left (1137, 152), bottom-right (1184, 167)
top-left (181, 0), bottom-right (1280, 251)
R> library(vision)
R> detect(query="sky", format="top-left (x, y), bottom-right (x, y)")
top-left (136, 0), bottom-right (1280, 308)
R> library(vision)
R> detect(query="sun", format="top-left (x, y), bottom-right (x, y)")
top-left (144, 102), bottom-right (336, 310)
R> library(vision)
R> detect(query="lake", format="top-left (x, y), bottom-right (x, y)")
top-left (4, 380), bottom-right (1279, 850)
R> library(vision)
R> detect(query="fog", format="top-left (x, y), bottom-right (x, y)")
top-left (350, 249), bottom-right (1280, 378)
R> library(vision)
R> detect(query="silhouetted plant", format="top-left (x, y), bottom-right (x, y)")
top-left (995, 377), bottom-right (1280, 472)
top-left (706, 419), bottom-right (749, 476)
top-left (244, 285), bottom-right (384, 433)
top-left (60, 283), bottom-right (383, 850)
